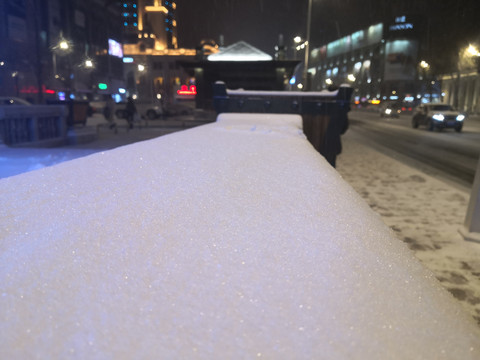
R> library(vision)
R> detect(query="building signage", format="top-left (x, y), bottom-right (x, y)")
top-left (389, 15), bottom-right (414, 32)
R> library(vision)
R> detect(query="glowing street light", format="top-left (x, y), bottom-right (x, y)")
top-left (59, 40), bottom-right (69, 51)
top-left (467, 44), bottom-right (480, 57)
top-left (420, 60), bottom-right (430, 69)
top-left (138, 64), bottom-right (145, 72)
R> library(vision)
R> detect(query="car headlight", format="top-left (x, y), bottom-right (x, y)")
top-left (385, 108), bottom-right (392, 115)
top-left (432, 114), bottom-right (444, 121)
top-left (456, 114), bottom-right (465, 121)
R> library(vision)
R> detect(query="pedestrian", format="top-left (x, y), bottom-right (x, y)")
top-left (103, 95), bottom-right (117, 131)
top-left (320, 103), bottom-right (349, 168)
top-left (126, 96), bottom-right (137, 129)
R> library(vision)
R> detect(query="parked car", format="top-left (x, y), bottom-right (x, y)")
top-left (0, 96), bottom-right (32, 106)
top-left (412, 103), bottom-right (465, 132)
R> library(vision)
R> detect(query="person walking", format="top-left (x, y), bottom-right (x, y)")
top-left (103, 95), bottom-right (117, 132)
top-left (125, 96), bottom-right (137, 129)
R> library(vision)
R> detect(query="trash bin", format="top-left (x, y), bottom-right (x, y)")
top-left (46, 100), bottom-right (89, 127)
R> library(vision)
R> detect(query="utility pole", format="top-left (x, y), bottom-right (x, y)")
top-left (303, 0), bottom-right (313, 91)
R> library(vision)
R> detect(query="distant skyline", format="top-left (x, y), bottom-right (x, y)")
top-left (175, 0), bottom-right (398, 54)
top-left (176, 0), bottom-right (480, 63)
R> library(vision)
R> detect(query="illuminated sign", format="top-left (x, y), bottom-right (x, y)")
top-left (389, 15), bottom-right (413, 31)
top-left (177, 85), bottom-right (197, 96)
top-left (19, 85), bottom-right (55, 95)
top-left (108, 39), bottom-right (123, 58)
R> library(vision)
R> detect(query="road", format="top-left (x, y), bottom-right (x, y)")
top-left (348, 109), bottom-right (480, 192)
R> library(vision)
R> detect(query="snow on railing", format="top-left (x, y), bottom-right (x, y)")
top-left (1, 113), bottom-right (480, 359)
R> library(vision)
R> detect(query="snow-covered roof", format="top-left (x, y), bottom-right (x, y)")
top-left (1, 113), bottom-right (480, 358)
top-left (207, 41), bottom-right (273, 61)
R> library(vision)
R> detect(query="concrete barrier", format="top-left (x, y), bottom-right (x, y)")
top-left (0, 105), bottom-right (67, 146)
top-left (1, 113), bottom-right (480, 359)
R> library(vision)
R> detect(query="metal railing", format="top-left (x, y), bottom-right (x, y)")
top-left (0, 105), bottom-right (67, 146)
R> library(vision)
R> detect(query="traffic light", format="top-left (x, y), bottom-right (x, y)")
top-left (98, 83), bottom-right (107, 90)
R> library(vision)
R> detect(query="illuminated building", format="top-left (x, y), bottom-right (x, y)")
top-left (122, 0), bottom-right (178, 50)
top-left (307, 16), bottom-right (431, 106)
top-left (121, 0), bottom-right (210, 105)
top-left (0, 0), bottom-right (125, 102)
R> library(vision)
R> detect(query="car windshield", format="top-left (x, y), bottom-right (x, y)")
top-left (430, 105), bottom-right (453, 111)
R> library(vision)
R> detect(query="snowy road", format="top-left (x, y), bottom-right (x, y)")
top-left (349, 110), bottom-right (480, 192)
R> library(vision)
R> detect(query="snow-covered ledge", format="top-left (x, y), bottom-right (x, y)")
top-left (1, 113), bottom-right (480, 359)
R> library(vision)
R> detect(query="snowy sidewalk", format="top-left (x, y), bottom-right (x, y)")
top-left (337, 130), bottom-right (480, 325)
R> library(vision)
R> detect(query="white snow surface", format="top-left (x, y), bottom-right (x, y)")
top-left (1, 113), bottom-right (480, 359)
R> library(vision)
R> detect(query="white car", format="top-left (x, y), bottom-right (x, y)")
top-left (412, 103), bottom-right (465, 132)
top-left (0, 96), bottom-right (32, 106)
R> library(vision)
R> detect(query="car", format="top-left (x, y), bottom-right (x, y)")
top-left (0, 96), bottom-right (32, 106)
top-left (412, 103), bottom-right (465, 132)
top-left (380, 102), bottom-right (401, 118)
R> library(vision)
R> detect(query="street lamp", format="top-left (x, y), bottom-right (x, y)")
top-left (467, 44), bottom-right (480, 57)
top-left (84, 59), bottom-right (94, 69)
top-left (419, 60), bottom-right (431, 101)
top-left (303, 0), bottom-right (313, 91)
top-left (420, 60), bottom-right (430, 70)
top-left (51, 36), bottom-right (73, 96)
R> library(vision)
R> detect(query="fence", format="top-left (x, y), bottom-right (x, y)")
top-left (0, 105), bottom-right (67, 146)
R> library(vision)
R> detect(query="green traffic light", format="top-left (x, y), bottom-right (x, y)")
top-left (98, 83), bottom-right (108, 90)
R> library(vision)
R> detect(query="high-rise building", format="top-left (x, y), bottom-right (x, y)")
top-left (122, 0), bottom-right (177, 50)
top-left (0, 0), bottom-right (126, 103)
top-left (121, 0), bottom-right (140, 43)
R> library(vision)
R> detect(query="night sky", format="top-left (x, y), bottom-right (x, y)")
top-left (175, 0), bottom-right (398, 55)
top-left (176, 0), bottom-right (309, 55)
